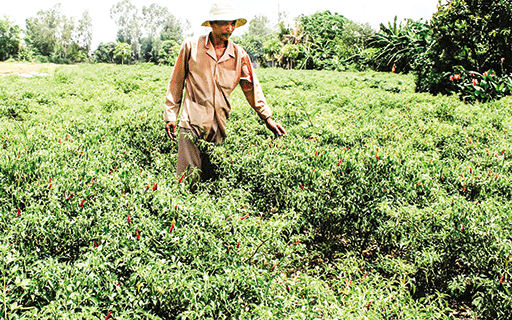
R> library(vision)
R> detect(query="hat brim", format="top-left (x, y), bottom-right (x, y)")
top-left (202, 17), bottom-right (247, 28)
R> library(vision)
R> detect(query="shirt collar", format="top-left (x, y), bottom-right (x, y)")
top-left (205, 32), bottom-right (235, 61)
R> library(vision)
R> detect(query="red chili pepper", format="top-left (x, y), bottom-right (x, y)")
top-left (299, 184), bottom-right (304, 190)
top-left (337, 159), bottom-right (343, 166)
top-left (80, 199), bottom-right (86, 207)
top-left (286, 285), bottom-right (291, 292)
top-left (94, 241), bottom-right (98, 247)
top-left (225, 216), bottom-right (231, 221)
top-left (240, 214), bottom-right (249, 220)
top-left (105, 311), bottom-right (112, 320)
top-left (48, 184), bottom-right (52, 189)
top-left (58, 139), bottom-right (61, 144)
top-left (178, 173), bottom-right (185, 183)
top-left (500, 275), bottom-right (504, 284)
top-left (152, 183), bottom-right (158, 191)
top-left (136, 229), bottom-right (140, 240)
top-left (271, 265), bottom-right (276, 271)
top-left (114, 164), bottom-right (117, 171)
top-left (366, 301), bottom-right (372, 310)
top-left (376, 155), bottom-right (379, 161)
top-left (127, 214), bottom-right (131, 224)
top-left (237, 240), bottom-right (240, 248)
top-left (169, 224), bottom-right (174, 233)
top-left (17, 208), bottom-right (21, 217)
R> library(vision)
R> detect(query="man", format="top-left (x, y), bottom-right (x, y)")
top-left (163, 2), bottom-right (287, 184)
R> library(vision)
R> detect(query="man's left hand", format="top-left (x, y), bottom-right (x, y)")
top-left (265, 117), bottom-right (288, 138)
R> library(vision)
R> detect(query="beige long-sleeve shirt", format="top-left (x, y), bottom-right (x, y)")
top-left (163, 33), bottom-right (273, 141)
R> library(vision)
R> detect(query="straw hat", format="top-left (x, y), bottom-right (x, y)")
top-left (201, 2), bottom-right (247, 28)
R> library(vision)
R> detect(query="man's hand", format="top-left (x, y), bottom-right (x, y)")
top-left (265, 117), bottom-right (287, 138)
top-left (165, 121), bottom-right (177, 141)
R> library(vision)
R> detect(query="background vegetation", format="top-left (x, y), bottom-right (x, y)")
top-left (1, 0), bottom-right (511, 101)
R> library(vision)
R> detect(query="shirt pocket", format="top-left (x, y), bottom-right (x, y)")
top-left (217, 62), bottom-right (239, 91)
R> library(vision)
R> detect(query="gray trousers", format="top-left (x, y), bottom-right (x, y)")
top-left (176, 125), bottom-right (222, 184)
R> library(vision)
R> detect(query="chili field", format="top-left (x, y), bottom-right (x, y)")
top-left (1, 63), bottom-right (512, 319)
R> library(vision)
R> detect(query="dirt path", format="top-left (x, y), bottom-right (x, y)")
top-left (0, 62), bottom-right (74, 74)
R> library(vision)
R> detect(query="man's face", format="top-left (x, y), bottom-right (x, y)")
top-left (210, 21), bottom-right (237, 43)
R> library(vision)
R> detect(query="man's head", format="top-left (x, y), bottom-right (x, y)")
top-left (201, 2), bottom-right (247, 29)
top-left (210, 20), bottom-right (237, 42)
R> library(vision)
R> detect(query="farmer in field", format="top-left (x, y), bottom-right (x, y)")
top-left (164, 2), bottom-right (287, 185)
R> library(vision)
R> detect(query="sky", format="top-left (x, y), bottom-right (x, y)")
top-left (1, 0), bottom-right (442, 49)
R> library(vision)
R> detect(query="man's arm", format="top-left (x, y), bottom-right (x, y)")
top-left (163, 40), bottom-right (190, 141)
top-left (239, 52), bottom-right (287, 138)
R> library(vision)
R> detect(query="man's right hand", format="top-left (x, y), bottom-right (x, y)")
top-left (165, 121), bottom-right (177, 141)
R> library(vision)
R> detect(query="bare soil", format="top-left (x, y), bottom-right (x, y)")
top-left (0, 62), bottom-right (73, 74)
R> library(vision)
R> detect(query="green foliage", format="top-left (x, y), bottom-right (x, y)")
top-left (157, 40), bottom-right (179, 65)
top-left (232, 34), bottom-right (267, 66)
top-left (296, 11), bottom-right (348, 70)
top-left (0, 16), bottom-right (21, 61)
top-left (415, 0), bottom-right (512, 96)
top-left (24, 4), bottom-right (92, 63)
top-left (93, 42), bottom-right (116, 63)
top-left (114, 42), bottom-right (133, 64)
top-left (1, 65), bottom-right (512, 319)
top-left (109, 0), bottom-right (189, 64)
top-left (233, 15), bottom-right (275, 67)
top-left (248, 15), bottom-right (273, 37)
top-left (369, 17), bottom-right (432, 73)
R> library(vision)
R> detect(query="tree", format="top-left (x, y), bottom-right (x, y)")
top-left (75, 11), bottom-right (93, 55)
top-left (94, 42), bottom-right (116, 63)
top-left (0, 16), bottom-right (21, 61)
top-left (262, 37), bottom-right (283, 67)
top-left (114, 42), bottom-right (132, 64)
top-left (25, 4), bottom-right (63, 57)
top-left (160, 14), bottom-right (190, 42)
top-left (415, 0), bottom-right (512, 95)
top-left (248, 14), bottom-right (272, 36)
top-left (232, 15), bottom-right (275, 66)
top-left (110, 0), bottom-right (141, 59)
top-left (25, 4), bottom-right (90, 62)
top-left (142, 4), bottom-right (167, 39)
top-left (296, 11), bottom-right (348, 70)
top-left (368, 17), bottom-right (431, 73)
top-left (157, 39), bottom-right (180, 65)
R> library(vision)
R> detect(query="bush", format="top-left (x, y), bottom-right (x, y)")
top-left (157, 40), bottom-right (180, 66)
top-left (449, 66), bottom-right (512, 103)
top-left (415, 0), bottom-right (512, 96)
top-left (368, 17), bottom-right (431, 73)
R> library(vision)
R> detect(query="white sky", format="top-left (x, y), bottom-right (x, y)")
top-left (1, 0), bottom-right (441, 49)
